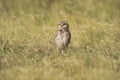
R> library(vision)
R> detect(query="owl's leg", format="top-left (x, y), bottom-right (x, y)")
top-left (56, 48), bottom-right (60, 53)
top-left (61, 50), bottom-right (64, 54)
top-left (57, 48), bottom-right (64, 54)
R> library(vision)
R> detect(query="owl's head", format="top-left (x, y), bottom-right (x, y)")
top-left (58, 21), bottom-right (69, 32)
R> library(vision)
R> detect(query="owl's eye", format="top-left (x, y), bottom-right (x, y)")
top-left (58, 23), bottom-right (62, 26)
top-left (60, 23), bottom-right (65, 26)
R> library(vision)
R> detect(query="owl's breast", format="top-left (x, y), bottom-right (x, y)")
top-left (55, 33), bottom-right (64, 47)
top-left (55, 34), bottom-right (63, 43)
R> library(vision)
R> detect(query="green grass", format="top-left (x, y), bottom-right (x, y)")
top-left (0, 0), bottom-right (120, 80)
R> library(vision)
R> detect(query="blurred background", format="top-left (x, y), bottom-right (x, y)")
top-left (0, 0), bottom-right (120, 24)
top-left (0, 0), bottom-right (120, 80)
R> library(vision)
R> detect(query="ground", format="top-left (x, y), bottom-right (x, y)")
top-left (0, 0), bottom-right (120, 80)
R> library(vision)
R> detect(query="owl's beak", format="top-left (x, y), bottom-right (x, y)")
top-left (58, 28), bottom-right (62, 31)
top-left (58, 29), bottom-right (62, 32)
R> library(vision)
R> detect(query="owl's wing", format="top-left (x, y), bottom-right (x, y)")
top-left (68, 31), bottom-right (71, 44)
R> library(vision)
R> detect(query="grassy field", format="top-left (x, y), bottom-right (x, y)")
top-left (0, 0), bottom-right (120, 80)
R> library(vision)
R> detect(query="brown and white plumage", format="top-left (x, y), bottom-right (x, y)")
top-left (55, 21), bottom-right (71, 53)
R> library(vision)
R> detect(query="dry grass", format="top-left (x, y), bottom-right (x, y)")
top-left (0, 0), bottom-right (120, 80)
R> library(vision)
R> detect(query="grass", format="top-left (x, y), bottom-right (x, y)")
top-left (0, 0), bottom-right (120, 80)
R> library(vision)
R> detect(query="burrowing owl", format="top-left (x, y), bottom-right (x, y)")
top-left (55, 21), bottom-right (71, 53)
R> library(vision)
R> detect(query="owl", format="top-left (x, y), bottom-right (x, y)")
top-left (55, 21), bottom-right (71, 53)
